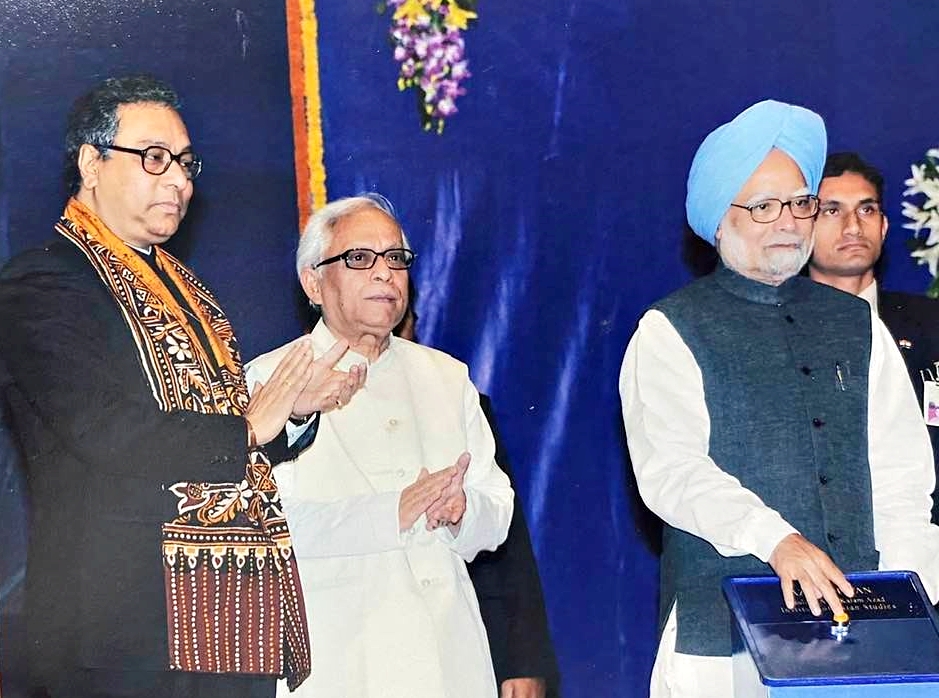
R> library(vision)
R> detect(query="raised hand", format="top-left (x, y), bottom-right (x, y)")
top-left (291, 340), bottom-right (367, 416)
top-left (245, 337), bottom-right (317, 445)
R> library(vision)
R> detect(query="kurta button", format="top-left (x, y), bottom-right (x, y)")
top-left (396, 469), bottom-right (406, 478)
top-left (819, 474), bottom-right (829, 485)
top-left (389, 418), bottom-right (399, 427)
top-left (801, 366), bottom-right (811, 375)
top-left (421, 579), bottom-right (431, 588)
top-left (812, 418), bottom-right (825, 428)
top-left (785, 315), bottom-right (795, 323)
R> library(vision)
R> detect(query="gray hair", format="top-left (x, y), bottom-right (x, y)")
top-left (296, 193), bottom-right (411, 279)
top-left (64, 75), bottom-right (181, 196)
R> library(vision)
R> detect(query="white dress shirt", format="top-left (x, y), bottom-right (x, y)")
top-left (859, 278), bottom-right (879, 314)
top-left (247, 321), bottom-right (513, 698)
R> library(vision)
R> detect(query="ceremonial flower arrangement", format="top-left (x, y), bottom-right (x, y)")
top-left (903, 147), bottom-right (939, 297)
top-left (381, 0), bottom-right (478, 134)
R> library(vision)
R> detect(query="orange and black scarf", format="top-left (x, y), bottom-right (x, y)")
top-left (58, 198), bottom-right (311, 690)
top-left (59, 198), bottom-right (244, 412)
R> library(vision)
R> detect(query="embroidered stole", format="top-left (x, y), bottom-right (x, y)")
top-left (57, 198), bottom-right (311, 689)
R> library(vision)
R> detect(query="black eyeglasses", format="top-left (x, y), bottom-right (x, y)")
top-left (729, 195), bottom-right (819, 223)
top-left (92, 143), bottom-right (203, 180)
top-left (315, 247), bottom-right (416, 270)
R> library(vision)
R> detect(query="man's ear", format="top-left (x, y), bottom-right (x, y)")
top-left (880, 214), bottom-right (889, 242)
top-left (300, 267), bottom-right (323, 307)
top-left (76, 144), bottom-right (103, 190)
top-left (714, 224), bottom-right (723, 243)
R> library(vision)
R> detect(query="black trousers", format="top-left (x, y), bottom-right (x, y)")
top-left (28, 670), bottom-right (275, 698)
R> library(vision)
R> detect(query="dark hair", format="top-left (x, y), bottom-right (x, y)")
top-left (822, 152), bottom-right (885, 202)
top-left (64, 75), bottom-right (181, 196)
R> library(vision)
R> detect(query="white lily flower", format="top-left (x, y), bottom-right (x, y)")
top-left (912, 244), bottom-right (939, 278)
top-left (904, 147), bottom-right (939, 284)
top-left (925, 212), bottom-right (939, 247)
top-left (921, 180), bottom-right (939, 206)
top-left (903, 202), bottom-right (930, 233)
top-left (905, 163), bottom-right (927, 194)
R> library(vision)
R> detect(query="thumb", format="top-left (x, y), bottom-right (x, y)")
top-left (455, 451), bottom-right (471, 471)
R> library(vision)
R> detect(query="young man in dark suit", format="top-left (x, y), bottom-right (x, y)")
top-left (808, 151), bottom-right (939, 522)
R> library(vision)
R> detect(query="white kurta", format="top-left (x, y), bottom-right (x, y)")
top-left (246, 321), bottom-right (513, 698)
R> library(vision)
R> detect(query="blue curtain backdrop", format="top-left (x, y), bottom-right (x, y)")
top-left (2, 2), bottom-right (939, 697)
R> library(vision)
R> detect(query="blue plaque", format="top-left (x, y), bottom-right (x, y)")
top-left (723, 571), bottom-right (939, 697)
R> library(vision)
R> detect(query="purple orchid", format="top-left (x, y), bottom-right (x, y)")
top-left (384, 0), bottom-right (477, 133)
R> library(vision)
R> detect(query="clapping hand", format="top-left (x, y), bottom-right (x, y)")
top-left (425, 452), bottom-right (470, 533)
top-left (399, 466), bottom-right (457, 532)
top-left (245, 337), bottom-right (318, 445)
top-left (397, 452), bottom-right (472, 534)
top-left (291, 340), bottom-right (367, 417)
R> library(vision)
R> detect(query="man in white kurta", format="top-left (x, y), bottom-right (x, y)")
top-left (247, 317), bottom-right (513, 698)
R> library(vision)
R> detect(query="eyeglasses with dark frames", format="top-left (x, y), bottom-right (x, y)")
top-left (314, 247), bottom-right (416, 271)
top-left (92, 143), bottom-right (203, 180)
top-left (729, 195), bottom-right (819, 224)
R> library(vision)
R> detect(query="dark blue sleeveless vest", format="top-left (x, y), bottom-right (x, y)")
top-left (651, 266), bottom-right (879, 656)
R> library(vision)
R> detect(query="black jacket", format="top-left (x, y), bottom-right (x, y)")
top-left (879, 290), bottom-right (939, 524)
top-left (0, 237), bottom-right (280, 697)
top-left (469, 396), bottom-right (560, 693)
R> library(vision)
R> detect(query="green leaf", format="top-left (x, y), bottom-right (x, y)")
top-left (927, 276), bottom-right (939, 299)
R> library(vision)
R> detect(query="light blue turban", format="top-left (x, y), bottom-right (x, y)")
top-left (685, 99), bottom-right (827, 244)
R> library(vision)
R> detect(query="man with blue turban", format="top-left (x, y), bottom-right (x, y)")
top-left (620, 100), bottom-right (939, 697)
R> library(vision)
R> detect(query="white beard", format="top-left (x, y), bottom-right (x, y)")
top-left (719, 227), bottom-right (815, 285)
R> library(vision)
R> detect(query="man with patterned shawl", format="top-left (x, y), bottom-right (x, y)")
top-left (620, 100), bottom-right (939, 697)
top-left (0, 75), bottom-right (363, 698)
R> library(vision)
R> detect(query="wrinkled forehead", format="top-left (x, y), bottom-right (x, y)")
top-left (330, 207), bottom-right (404, 250)
top-left (114, 102), bottom-right (190, 145)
